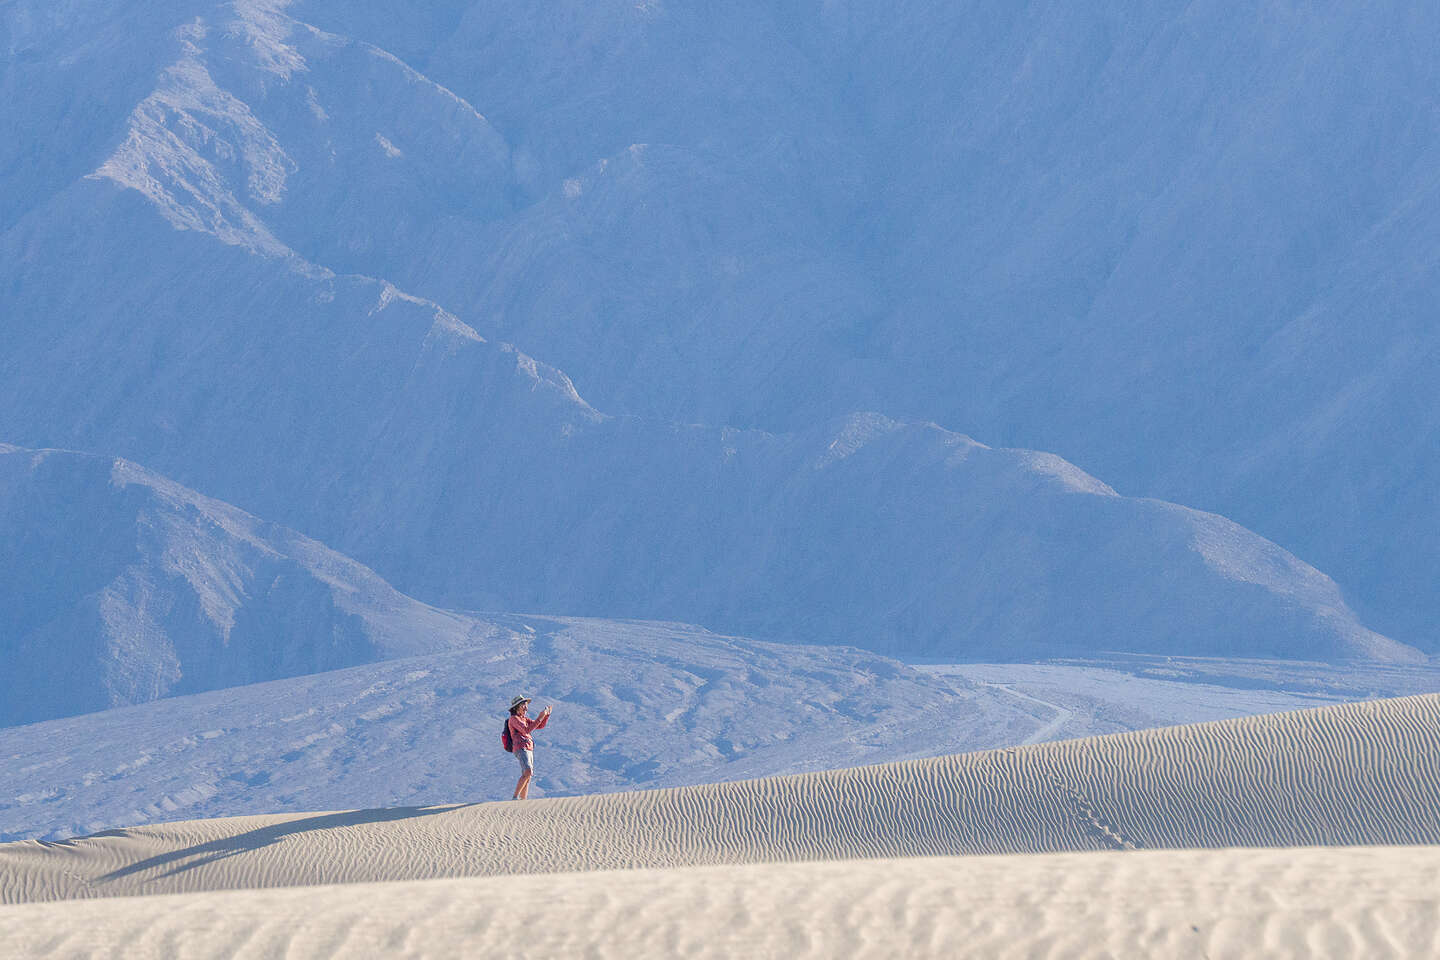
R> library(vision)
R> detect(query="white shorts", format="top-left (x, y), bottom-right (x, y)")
top-left (516, 749), bottom-right (534, 773)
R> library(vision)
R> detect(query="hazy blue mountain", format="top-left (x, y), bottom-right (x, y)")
top-left (0, 176), bottom-right (1415, 669)
top-left (0, 444), bottom-right (515, 726)
top-left (282, 0), bottom-right (1440, 646)
top-left (2, 0), bottom-right (1432, 663)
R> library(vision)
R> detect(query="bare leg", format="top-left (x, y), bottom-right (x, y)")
top-left (513, 770), bottom-right (531, 800)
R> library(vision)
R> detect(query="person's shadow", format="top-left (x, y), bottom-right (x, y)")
top-left (95, 803), bottom-right (476, 885)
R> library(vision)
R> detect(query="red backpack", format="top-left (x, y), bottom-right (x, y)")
top-left (501, 717), bottom-right (514, 753)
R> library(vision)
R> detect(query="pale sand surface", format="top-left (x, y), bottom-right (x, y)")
top-left (4, 695), bottom-right (1440, 905)
top-left (3, 846), bottom-right (1439, 959)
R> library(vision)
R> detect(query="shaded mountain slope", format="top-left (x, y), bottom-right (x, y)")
top-left (0, 444), bottom-right (506, 726)
top-left (0, 181), bottom-right (1414, 665)
top-left (278, 0), bottom-right (1440, 644)
top-left (0, 0), bottom-right (1428, 660)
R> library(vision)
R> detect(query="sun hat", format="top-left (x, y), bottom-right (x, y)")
top-left (510, 694), bottom-right (532, 710)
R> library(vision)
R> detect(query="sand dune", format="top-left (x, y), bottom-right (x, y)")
top-left (4, 846), bottom-right (1439, 959)
top-left (5, 694), bottom-right (1440, 907)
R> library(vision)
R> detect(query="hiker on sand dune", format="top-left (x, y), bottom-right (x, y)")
top-left (507, 694), bottom-right (551, 800)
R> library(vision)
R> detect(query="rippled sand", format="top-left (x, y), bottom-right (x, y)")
top-left (4, 695), bottom-right (1440, 956)
top-left (4, 847), bottom-right (1440, 958)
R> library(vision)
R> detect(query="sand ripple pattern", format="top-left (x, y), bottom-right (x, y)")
top-left (6, 847), bottom-right (1440, 959)
top-left (5, 694), bottom-right (1440, 904)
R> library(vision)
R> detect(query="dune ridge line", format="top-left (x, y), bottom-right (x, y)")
top-left (4, 693), bottom-right (1440, 904)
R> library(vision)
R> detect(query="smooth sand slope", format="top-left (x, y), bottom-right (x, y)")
top-left (5, 694), bottom-right (1440, 906)
top-left (5, 846), bottom-right (1440, 959)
